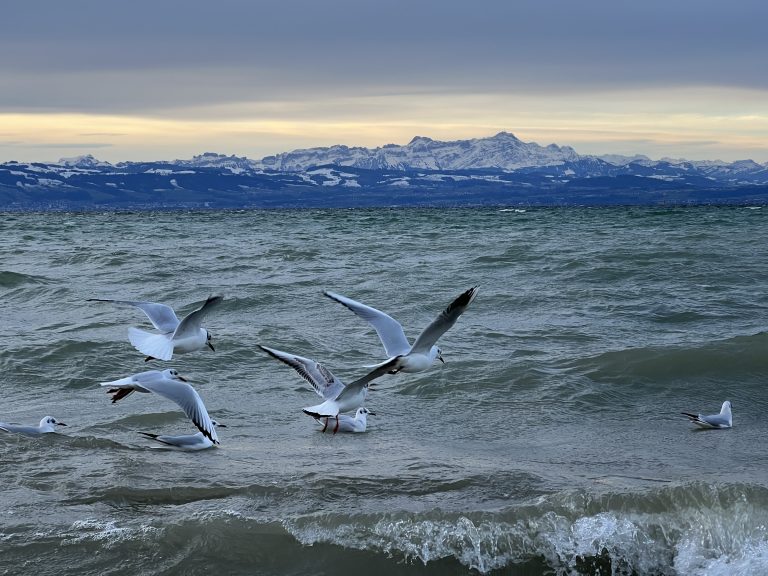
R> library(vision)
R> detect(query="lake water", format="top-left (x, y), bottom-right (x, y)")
top-left (1, 206), bottom-right (768, 575)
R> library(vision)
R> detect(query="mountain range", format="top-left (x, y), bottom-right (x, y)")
top-left (2, 132), bottom-right (767, 209)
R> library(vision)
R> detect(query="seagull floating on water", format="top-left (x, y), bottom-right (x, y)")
top-left (100, 368), bottom-right (219, 444)
top-left (258, 345), bottom-right (392, 430)
top-left (323, 286), bottom-right (478, 373)
top-left (138, 420), bottom-right (226, 450)
top-left (0, 416), bottom-right (67, 436)
top-left (88, 295), bottom-right (223, 361)
top-left (316, 407), bottom-right (373, 434)
top-left (681, 400), bottom-right (732, 429)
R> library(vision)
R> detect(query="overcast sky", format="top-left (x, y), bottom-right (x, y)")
top-left (2, 0), bottom-right (767, 163)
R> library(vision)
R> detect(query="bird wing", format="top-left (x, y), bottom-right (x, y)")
top-left (410, 286), bottom-right (478, 354)
top-left (139, 431), bottom-right (206, 448)
top-left (324, 291), bottom-right (411, 357)
top-left (681, 411), bottom-right (729, 428)
top-left (259, 345), bottom-right (345, 399)
top-left (699, 413), bottom-right (731, 427)
top-left (88, 299), bottom-right (180, 333)
top-left (173, 295), bottom-right (224, 339)
top-left (0, 423), bottom-right (40, 435)
top-left (99, 370), bottom-right (156, 391)
top-left (140, 378), bottom-right (218, 444)
top-left (335, 358), bottom-right (397, 403)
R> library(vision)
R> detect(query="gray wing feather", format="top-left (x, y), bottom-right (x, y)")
top-left (139, 432), bottom-right (204, 447)
top-left (324, 291), bottom-right (411, 357)
top-left (174, 296), bottom-right (223, 339)
top-left (0, 424), bottom-right (41, 436)
top-left (335, 358), bottom-right (397, 402)
top-left (700, 413), bottom-right (730, 427)
top-left (88, 299), bottom-right (180, 333)
top-left (259, 345), bottom-right (346, 399)
top-left (140, 379), bottom-right (218, 443)
top-left (410, 286), bottom-right (478, 354)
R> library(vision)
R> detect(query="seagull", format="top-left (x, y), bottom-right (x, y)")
top-left (315, 407), bottom-right (373, 434)
top-left (258, 345), bottom-right (393, 430)
top-left (88, 295), bottom-right (223, 361)
top-left (323, 286), bottom-right (479, 373)
top-left (0, 416), bottom-right (67, 436)
top-left (138, 420), bottom-right (226, 450)
top-left (681, 400), bottom-right (732, 429)
top-left (100, 368), bottom-right (219, 444)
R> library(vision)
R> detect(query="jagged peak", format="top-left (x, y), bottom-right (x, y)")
top-left (492, 131), bottom-right (520, 140)
top-left (407, 136), bottom-right (434, 145)
top-left (57, 154), bottom-right (110, 167)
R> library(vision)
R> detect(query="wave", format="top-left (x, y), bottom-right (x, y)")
top-left (564, 333), bottom-right (768, 384)
top-left (10, 482), bottom-right (766, 575)
top-left (278, 482), bottom-right (768, 575)
top-left (0, 269), bottom-right (52, 288)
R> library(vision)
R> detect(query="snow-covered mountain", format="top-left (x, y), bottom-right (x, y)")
top-left (3, 132), bottom-right (766, 209)
top-left (256, 132), bottom-right (581, 171)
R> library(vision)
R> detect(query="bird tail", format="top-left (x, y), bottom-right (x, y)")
top-left (303, 405), bottom-right (337, 418)
top-left (128, 327), bottom-right (174, 361)
top-left (363, 356), bottom-right (400, 370)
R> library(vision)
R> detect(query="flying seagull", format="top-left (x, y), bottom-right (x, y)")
top-left (88, 295), bottom-right (223, 361)
top-left (100, 368), bottom-right (219, 444)
top-left (323, 286), bottom-right (478, 373)
top-left (258, 344), bottom-right (393, 431)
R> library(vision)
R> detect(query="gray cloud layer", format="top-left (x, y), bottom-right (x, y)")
top-left (2, 0), bottom-right (766, 114)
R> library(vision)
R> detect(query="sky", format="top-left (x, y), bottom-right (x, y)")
top-left (1, 0), bottom-right (767, 164)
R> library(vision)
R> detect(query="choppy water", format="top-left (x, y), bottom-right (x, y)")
top-left (1, 206), bottom-right (768, 575)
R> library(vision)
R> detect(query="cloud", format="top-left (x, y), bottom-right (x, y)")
top-left (1, 0), bottom-right (766, 115)
top-left (1, 1), bottom-right (767, 162)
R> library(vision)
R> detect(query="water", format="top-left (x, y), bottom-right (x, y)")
top-left (1, 206), bottom-right (768, 575)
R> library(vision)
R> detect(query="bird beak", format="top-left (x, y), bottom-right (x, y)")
top-left (207, 342), bottom-right (215, 352)
top-left (178, 375), bottom-right (188, 382)
top-left (367, 411), bottom-right (376, 416)
top-left (438, 354), bottom-right (445, 364)
top-left (216, 423), bottom-right (228, 428)
top-left (58, 422), bottom-right (68, 426)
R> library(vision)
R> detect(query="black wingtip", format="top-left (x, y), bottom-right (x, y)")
top-left (203, 295), bottom-right (224, 308)
top-left (446, 285), bottom-right (479, 313)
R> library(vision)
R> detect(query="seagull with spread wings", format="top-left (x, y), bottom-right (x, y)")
top-left (89, 295), bottom-right (223, 361)
top-left (323, 286), bottom-right (478, 373)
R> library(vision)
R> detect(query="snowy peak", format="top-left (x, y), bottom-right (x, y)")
top-left (57, 154), bottom-right (112, 168)
top-left (254, 132), bottom-right (581, 172)
top-left (174, 152), bottom-right (259, 174)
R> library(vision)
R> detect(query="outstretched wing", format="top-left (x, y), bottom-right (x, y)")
top-left (88, 299), bottom-right (180, 333)
top-left (140, 378), bottom-right (218, 444)
top-left (410, 286), bottom-right (479, 354)
top-left (259, 345), bottom-right (345, 400)
top-left (324, 291), bottom-right (411, 357)
top-left (335, 358), bottom-right (398, 403)
top-left (174, 295), bottom-right (224, 339)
